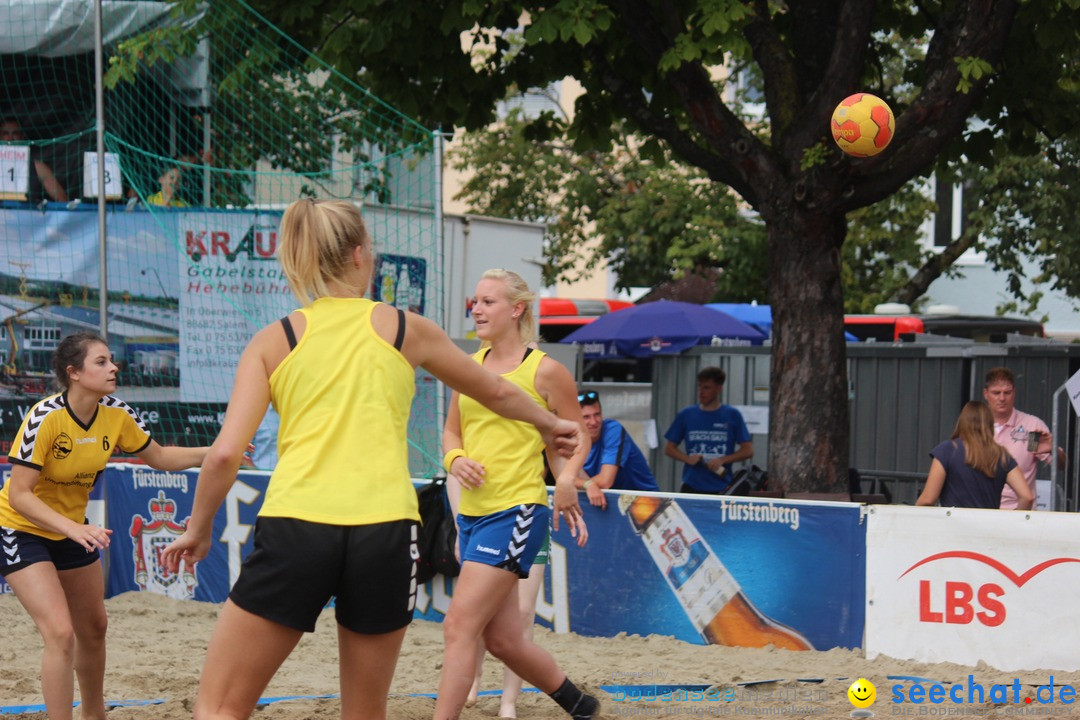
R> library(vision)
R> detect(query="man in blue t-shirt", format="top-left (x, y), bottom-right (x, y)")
top-left (576, 390), bottom-right (658, 510)
top-left (664, 366), bottom-right (753, 493)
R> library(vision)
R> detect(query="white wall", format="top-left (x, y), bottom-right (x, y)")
top-left (442, 214), bottom-right (545, 339)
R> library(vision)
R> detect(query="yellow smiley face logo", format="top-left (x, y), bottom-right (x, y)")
top-left (848, 678), bottom-right (876, 708)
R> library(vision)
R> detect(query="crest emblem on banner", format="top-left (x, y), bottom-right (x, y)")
top-left (129, 490), bottom-right (197, 599)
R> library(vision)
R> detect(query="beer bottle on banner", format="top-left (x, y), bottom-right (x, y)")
top-left (618, 494), bottom-right (813, 650)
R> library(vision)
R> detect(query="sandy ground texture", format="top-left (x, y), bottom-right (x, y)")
top-left (2, 591), bottom-right (1078, 719)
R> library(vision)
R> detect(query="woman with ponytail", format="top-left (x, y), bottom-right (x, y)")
top-left (917, 401), bottom-right (1033, 509)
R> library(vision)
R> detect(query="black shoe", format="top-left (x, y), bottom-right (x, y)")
top-left (571, 693), bottom-right (600, 720)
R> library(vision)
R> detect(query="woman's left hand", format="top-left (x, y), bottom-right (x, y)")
top-left (552, 479), bottom-right (588, 547)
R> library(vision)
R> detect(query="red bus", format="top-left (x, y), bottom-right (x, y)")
top-left (539, 297), bottom-right (633, 343)
top-left (843, 313), bottom-right (1045, 343)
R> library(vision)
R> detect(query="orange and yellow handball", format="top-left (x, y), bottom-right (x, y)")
top-left (830, 93), bottom-right (895, 157)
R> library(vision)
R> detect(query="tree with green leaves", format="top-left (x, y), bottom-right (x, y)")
top-left (246, 0), bottom-right (1080, 492)
top-left (451, 107), bottom-right (1078, 317)
top-left (448, 106), bottom-right (769, 299)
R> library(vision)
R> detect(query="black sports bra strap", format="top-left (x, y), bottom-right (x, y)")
top-left (393, 308), bottom-right (406, 351)
top-left (280, 316), bottom-right (297, 350)
top-left (522, 347), bottom-right (534, 362)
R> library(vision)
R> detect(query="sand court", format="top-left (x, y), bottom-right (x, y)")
top-left (4, 590), bottom-right (1078, 719)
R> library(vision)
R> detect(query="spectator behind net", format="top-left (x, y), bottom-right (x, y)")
top-left (0, 118), bottom-right (68, 202)
top-left (146, 163), bottom-right (188, 208)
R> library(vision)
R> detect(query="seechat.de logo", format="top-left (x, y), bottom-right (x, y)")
top-left (901, 551), bottom-right (1080, 627)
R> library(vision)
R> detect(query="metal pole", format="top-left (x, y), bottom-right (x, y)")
top-left (1052, 384), bottom-right (1063, 509)
top-left (202, 111), bottom-right (211, 206)
top-left (94, 0), bottom-right (108, 341)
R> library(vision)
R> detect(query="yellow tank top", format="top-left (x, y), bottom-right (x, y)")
top-left (262, 297), bottom-right (419, 524)
top-left (458, 348), bottom-right (549, 516)
top-left (1, 393), bottom-right (151, 540)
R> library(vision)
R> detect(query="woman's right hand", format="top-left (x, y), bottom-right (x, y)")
top-left (68, 523), bottom-right (113, 553)
top-left (161, 530), bottom-right (211, 573)
top-left (450, 456), bottom-right (486, 489)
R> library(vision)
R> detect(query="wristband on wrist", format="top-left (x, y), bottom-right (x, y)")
top-left (584, 478), bottom-right (595, 490)
top-left (443, 449), bottom-right (466, 474)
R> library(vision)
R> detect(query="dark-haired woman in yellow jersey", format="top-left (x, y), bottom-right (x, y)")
top-left (0, 332), bottom-right (210, 720)
top-left (437, 269), bottom-right (598, 720)
top-left (160, 199), bottom-right (583, 720)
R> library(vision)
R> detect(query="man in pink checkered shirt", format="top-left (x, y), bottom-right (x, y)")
top-left (983, 366), bottom-right (1066, 509)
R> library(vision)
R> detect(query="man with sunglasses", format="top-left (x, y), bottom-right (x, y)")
top-left (663, 366), bottom-right (753, 494)
top-left (576, 390), bottom-right (658, 509)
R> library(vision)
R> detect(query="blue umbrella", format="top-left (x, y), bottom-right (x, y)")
top-left (706, 303), bottom-right (860, 342)
top-left (707, 303), bottom-right (774, 337)
top-left (560, 300), bottom-right (765, 358)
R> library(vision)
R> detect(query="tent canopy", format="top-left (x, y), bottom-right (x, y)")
top-left (0, 1), bottom-right (172, 57)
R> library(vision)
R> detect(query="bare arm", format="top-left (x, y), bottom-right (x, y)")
top-left (399, 310), bottom-right (579, 447)
top-left (161, 328), bottom-right (273, 571)
top-left (442, 390), bottom-right (485, 490)
top-left (135, 440), bottom-right (210, 471)
top-left (535, 356), bottom-right (590, 542)
top-left (34, 160), bottom-right (67, 202)
top-left (7, 464), bottom-right (111, 551)
top-left (583, 463), bottom-right (619, 510)
top-left (1034, 430), bottom-right (1066, 471)
top-left (445, 473), bottom-right (465, 563)
top-left (665, 440), bottom-right (702, 467)
top-left (915, 458), bottom-right (946, 506)
top-left (730, 441), bottom-right (755, 464)
top-left (707, 441), bottom-right (754, 473)
top-left (1005, 466), bottom-right (1034, 510)
top-left (586, 464), bottom-right (620, 491)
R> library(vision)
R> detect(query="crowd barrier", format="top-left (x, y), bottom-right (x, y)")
top-left (4, 464), bottom-right (1080, 671)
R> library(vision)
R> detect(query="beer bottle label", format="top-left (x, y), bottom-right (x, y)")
top-left (637, 502), bottom-right (740, 631)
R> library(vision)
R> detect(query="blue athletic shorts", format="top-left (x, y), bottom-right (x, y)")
top-left (457, 504), bottom-right (549, 579)
top-left (0, 525), bottom-right (100, 578)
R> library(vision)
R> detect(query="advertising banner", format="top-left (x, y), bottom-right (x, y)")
top-left (0, 207), bottom-right (178, 294)
top-left (0, 206), bottom-right (443, 473)
top-left (99, 473), bottom-right (863, 651)
top-left (105, 465), bottom-right (270, 602)
top-left (866, 505), bottom-right (1080, 671)
top-left (417, 490), bottom-right (866, 651)
top-left (179, 210), bottom-right (294, 402)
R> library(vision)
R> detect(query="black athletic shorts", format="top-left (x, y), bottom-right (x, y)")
top-left (228, 516), bottom-right (418, 634)
top-left (0, 525), bottom-right (100, 577)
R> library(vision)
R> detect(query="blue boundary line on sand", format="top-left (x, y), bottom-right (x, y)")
top-left (1, 699), bottom-right (165, 715)
top-left (8, 683), bottom-right (863, 714)
top-left (599, 684), bottom-right (712, 695)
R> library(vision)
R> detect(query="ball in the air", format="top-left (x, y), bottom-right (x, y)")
top-left (830, 93), bottom-right (895, 157)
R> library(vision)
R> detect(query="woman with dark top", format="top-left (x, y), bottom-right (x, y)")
top-left (917, 401), bottom-right (1032, 509)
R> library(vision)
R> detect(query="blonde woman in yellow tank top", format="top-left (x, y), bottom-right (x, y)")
top-left (437, 269), bottom-right (598, 720)
top-left (160, 201), bottom-right (583, 720)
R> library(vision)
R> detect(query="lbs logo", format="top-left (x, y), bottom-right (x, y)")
top-left (129, 490), bottom-right (197, 600)
top-left (902, 551), bottom-right (1080, 626)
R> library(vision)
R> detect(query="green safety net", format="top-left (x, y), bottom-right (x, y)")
top-left (0, 0), bottom-right (443, 476)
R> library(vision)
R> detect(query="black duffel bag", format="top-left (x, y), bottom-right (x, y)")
top-left (415, 475), bottom-right (460, 583)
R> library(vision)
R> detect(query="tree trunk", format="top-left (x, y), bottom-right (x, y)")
top-left (767, 204), bottom-right (850, 494)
